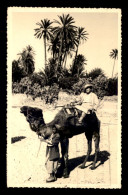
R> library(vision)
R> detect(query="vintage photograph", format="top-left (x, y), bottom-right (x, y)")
top-left (7, 7), bottom-right (121, 188)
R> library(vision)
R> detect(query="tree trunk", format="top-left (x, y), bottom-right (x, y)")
top-left (63, 52), bottom-right (68, 70)
top-left (57, 33), bottom-right (63, 72)
top-left (75, 39), bottom-right (80, 61)
top-left (62, 51), bottom-right (67, 70)
top-left (73, 39), bottom-right (80, 77)
top-left (77, 67), bottom-right (80, 78)
top-left (44, 37), bottom-right (47, 69)
top-left (112, 59), bottom-right (115, 78)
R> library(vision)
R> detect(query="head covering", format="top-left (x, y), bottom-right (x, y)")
top-left (83, 84), bottom-right (93, 90)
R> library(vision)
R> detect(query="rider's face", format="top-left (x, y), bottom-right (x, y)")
top-left (85, 87), bottom-right (92, 94)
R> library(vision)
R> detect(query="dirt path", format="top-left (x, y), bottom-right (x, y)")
top-left (7, 95), bottom-right (121, 188)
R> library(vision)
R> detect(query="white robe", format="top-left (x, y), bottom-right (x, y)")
top-left (75, 92), bottom-right (99, 113)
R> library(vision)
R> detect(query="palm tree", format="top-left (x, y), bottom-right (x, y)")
top-left (71, 54), bottom-right (87, 78)
top-left (110, 49), bottom-right (118, 78)
top-left (12, 60), bottom-right (24, 82)
top-left (17, 45), bottom-right (35, 76)
top-left (75, 27), bottom-right (88, 59)
top-left (47, 35), bottom-right (60, 59)
top-left (62, 34), bottom-right (77, 70)
top-left (52, 14), bottom-right (77, 72)
top-left (34, 19), bottom-right (53, 68)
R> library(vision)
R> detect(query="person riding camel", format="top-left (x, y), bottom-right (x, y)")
top-left (71, 83), bottom-right (99, 124)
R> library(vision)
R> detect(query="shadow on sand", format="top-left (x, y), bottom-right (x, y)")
top-left (57, 150), bottom-right (110, 178)
top-left (11, 136), bottom-right (26, 144)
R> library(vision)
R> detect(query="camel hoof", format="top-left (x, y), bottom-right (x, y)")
top-left (79, 165), bottom-right (86, 169)
top-left (90, 166), bottom-right (95, 170)
top-left (63, 174), bottom-right (69, 178)
top-left (63, 173), bottom-right (69, 178)
top-left (63, 171), bottom-right (69, 178)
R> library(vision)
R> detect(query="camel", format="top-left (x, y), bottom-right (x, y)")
top-left (20, 105), bottom-right (100, 178)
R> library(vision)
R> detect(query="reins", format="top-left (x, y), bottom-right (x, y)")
top-left (26, 107), bottom-right (43, 158)
top-left (36, 137), bottom-right (42, 157)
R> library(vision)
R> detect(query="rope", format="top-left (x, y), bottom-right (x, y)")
top-left (36, 139), bottom-right (42, 157)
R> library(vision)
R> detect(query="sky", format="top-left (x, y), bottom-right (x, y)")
top-left (8, 8), bottom-right (121, 78)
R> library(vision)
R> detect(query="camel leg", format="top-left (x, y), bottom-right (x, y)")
top-left (90, 134), bottom-right (100, 170)
top-left (80, 139), bottom-right (92, 169)
top-left (60, 138), bottom-right (69, 178)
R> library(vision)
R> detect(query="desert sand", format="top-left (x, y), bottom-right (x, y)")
top-left (7, 94), bottom-right (121, 188)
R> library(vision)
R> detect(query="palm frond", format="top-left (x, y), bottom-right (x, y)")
top-left (110, 49), bottom-right (118, 59)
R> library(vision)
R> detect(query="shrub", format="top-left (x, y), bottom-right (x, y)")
top-left (92, 75), bottom-right (108, 99)
top-left (29, 83), bottom-right (43, 99)
top-left (59, 76), bottom-right (79, 89)
top-left (19, 77), bottom-right (32, 94)
top-left (12, 77), bottom-right (60, 103)
top-left (12, 82), bottom-right (22, 93)
top-left (12, 76), bottom-right (32, 95)
top-left (12, 77), bottom-right (31, 94)
top-left (30, 72), bottom-right (46, 87)
top-left (71, 75), bottom-right (108, 99)
top-left (106, 77), bottom-right (118, 96)
top-left (86, 68), bottom-right (105, 80)
top-left (43, 83), bottom-right (59, 104)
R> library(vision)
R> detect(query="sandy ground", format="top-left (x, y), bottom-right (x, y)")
top-left (7, 94), bottom-right (121, 188)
